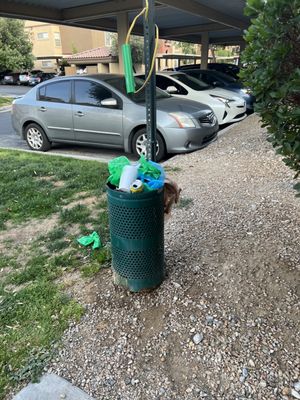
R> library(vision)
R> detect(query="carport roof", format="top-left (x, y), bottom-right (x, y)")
top-left (0, 0), bottom-right (249, 45)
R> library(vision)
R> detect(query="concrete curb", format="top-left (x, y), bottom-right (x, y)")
top-left (0, 105), bottom-right (12, 113)
top-left (0, 145), bottom-right (111, 162)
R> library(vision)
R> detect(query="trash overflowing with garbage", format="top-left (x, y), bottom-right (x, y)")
top-left (107, 155), bottom-right (181, 215)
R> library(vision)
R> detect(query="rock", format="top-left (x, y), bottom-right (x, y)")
top-left (206, 316), bottom-right (214, 326)
top-left (124, 377), bottom-right (131, 385)
top-left (192, 333), bottom-right (204, 345)
top-left (291, 389), bottom-right (300, 399)
top-left (294, 382), bottom-right (300, 392)
top-left (259, 380), bottom-right (267, 388)
top-left (106, 378), bottom-right (116, 386)
top-left (282, 387), bottom-right (290, 396)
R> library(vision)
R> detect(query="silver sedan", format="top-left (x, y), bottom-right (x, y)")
top-left (11, 74), bottom-right (219, 161)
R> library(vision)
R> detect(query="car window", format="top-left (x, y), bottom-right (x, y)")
top-left (156, 75), bottom-right (188, 95)
top-left (171, 74), bottom-right (210, 91)
top-left (210, 70), bottom-right (237, 83)
top-left (106, 76), bottom-right (171, 103)
top-left (39, 81), bottom-right (71, 103)
top-left (188, 72), bottom-right (218, 87)
top-left (74, 80), bottom-right (114, 107)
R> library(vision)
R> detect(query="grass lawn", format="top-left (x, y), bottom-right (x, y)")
top-left (0, 150), bottom-right (110, 398)
top-left (0, 97), bottom-right (13, 107)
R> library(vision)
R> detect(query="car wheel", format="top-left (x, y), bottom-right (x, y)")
top-left (132, 128), bottom-right (166, 162)
top-left (25, 123), bottom-right (51, 151)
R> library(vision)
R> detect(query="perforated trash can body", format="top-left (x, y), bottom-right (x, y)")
top-left (107, 186), bottom-right (164, 292)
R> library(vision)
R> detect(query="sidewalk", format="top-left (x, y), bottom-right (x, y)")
top-left (12, 374), bottom-right (94, 400)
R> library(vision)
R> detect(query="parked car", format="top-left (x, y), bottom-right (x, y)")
top-left (0, 70), bottom-right (12, 84)
top-left (29, 72), bottom-right (56, 86)
top-left (182, 69), bottom-right (254, 112)
top-left (3, 72), bottom-right (21, 85)
top-left (19, 70), bottom-right (44, 85)
top-left (11, 74), bottom-right (219, 161)
top-left (137, 72), bottom-right (246, 125)
top-left (179, 63), bottom-right (241, 79)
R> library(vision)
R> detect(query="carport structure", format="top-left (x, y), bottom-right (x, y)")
top-left (1, 0), bottom-right (250, 70)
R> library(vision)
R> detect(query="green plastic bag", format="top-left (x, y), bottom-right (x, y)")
top-left (108, 156), bottom-right (131, 186)
top-left (77, 231), bottom-right (102, 250)
top-left (138, 155), bottom-right (161, 179)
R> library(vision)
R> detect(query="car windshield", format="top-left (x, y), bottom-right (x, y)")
top-left (171, 73), bottom-right (210, 91)
top-left (208, 70), bottom-right (237, 83)
top-left (105, 76), bottom-right (171, 103)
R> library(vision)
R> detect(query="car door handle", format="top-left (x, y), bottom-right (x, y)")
top-left (75, 111), bottom-right (85, 117)
top-left (38, 107), bottom-right (47, 112)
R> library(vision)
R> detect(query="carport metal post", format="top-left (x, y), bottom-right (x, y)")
top-left (143, 0), bottom-right (157, 162)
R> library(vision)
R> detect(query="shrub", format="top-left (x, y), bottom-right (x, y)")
top-left (241, 0), bottom-right (300, 195)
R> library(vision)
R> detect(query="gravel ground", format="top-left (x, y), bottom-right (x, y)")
top-left (48, 114), bottom-right (300, 400)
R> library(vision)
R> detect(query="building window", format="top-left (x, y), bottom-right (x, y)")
top-left (37, 32), bottom-right (49, 40)
top-left (41, 60), bottom-right (53, 68)
top-left (54, 32), bottom-right (61, 47)
top-left (105, 32), bottom-right (113, 47)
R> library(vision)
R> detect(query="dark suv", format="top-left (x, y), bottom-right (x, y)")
top-left (178, 63), bottom-right (241, 80)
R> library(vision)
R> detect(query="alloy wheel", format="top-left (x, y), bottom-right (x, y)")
top-left (27, 127), bottom-right (44, 149)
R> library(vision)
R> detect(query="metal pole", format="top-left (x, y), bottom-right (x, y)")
top-left (143, 0), bottom-right (156, 161)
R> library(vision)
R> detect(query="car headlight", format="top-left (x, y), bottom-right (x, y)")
top-left (169, 112), bottom-right (196, 128)
top-left (210, 95), bottom-right (236, 108)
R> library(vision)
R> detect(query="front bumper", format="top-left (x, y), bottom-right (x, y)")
top-left (163, 124), bottom-right (219, 154)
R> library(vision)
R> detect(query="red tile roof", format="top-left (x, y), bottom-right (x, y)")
top-left (66, 47), bottom-right (114, 60)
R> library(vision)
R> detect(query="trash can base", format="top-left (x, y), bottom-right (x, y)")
top-left (112, 268), bottom-right (164, 293)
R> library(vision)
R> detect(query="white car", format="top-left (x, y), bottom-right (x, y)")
top-left (146, 72), bottom-right (247, 125)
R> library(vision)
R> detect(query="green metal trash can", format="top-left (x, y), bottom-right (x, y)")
top-left (107, 185), bottom-right (164, 292)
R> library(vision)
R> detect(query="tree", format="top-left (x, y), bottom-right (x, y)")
top-left (0, 18), bottom-right (34, 71)
top-left (111, 33), bottom-right (144, 67)
top-left (241, 0), bottom-right (300, 195)
top-left (175, 41), bottom-right (196, 55)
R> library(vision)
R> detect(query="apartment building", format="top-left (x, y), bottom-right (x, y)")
top-left (25, 21), bottom-right (107, 72)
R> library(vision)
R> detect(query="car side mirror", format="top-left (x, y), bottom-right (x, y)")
top-left (101, 98), bottom-right (118, 108)
top-left (166, 86), bottom-right (178, 94)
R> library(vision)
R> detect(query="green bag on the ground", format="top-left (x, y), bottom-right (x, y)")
top-left (77, 231), bottom-right (102, 250)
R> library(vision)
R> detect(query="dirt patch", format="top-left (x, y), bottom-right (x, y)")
top-left (0, 215), bottom-right (59, 256)
top-left (36, 176), bottom-right (65, 188)
top-left (62, 195), bottom-right (99, 211)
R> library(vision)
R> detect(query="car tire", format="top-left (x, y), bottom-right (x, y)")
top-left (25, 123), bottom-right (51, 152)
top-left (132, 128), bottom-right (166, 162)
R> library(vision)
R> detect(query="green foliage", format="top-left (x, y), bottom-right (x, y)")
top-left (175, 41), bottom-right (196, 55)
top-left (241, 0), bottom-right (300, 194)
top-left (0, 18), bottom-right (34, 71)
top-left (111, 33), bottom-right (144, 65)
